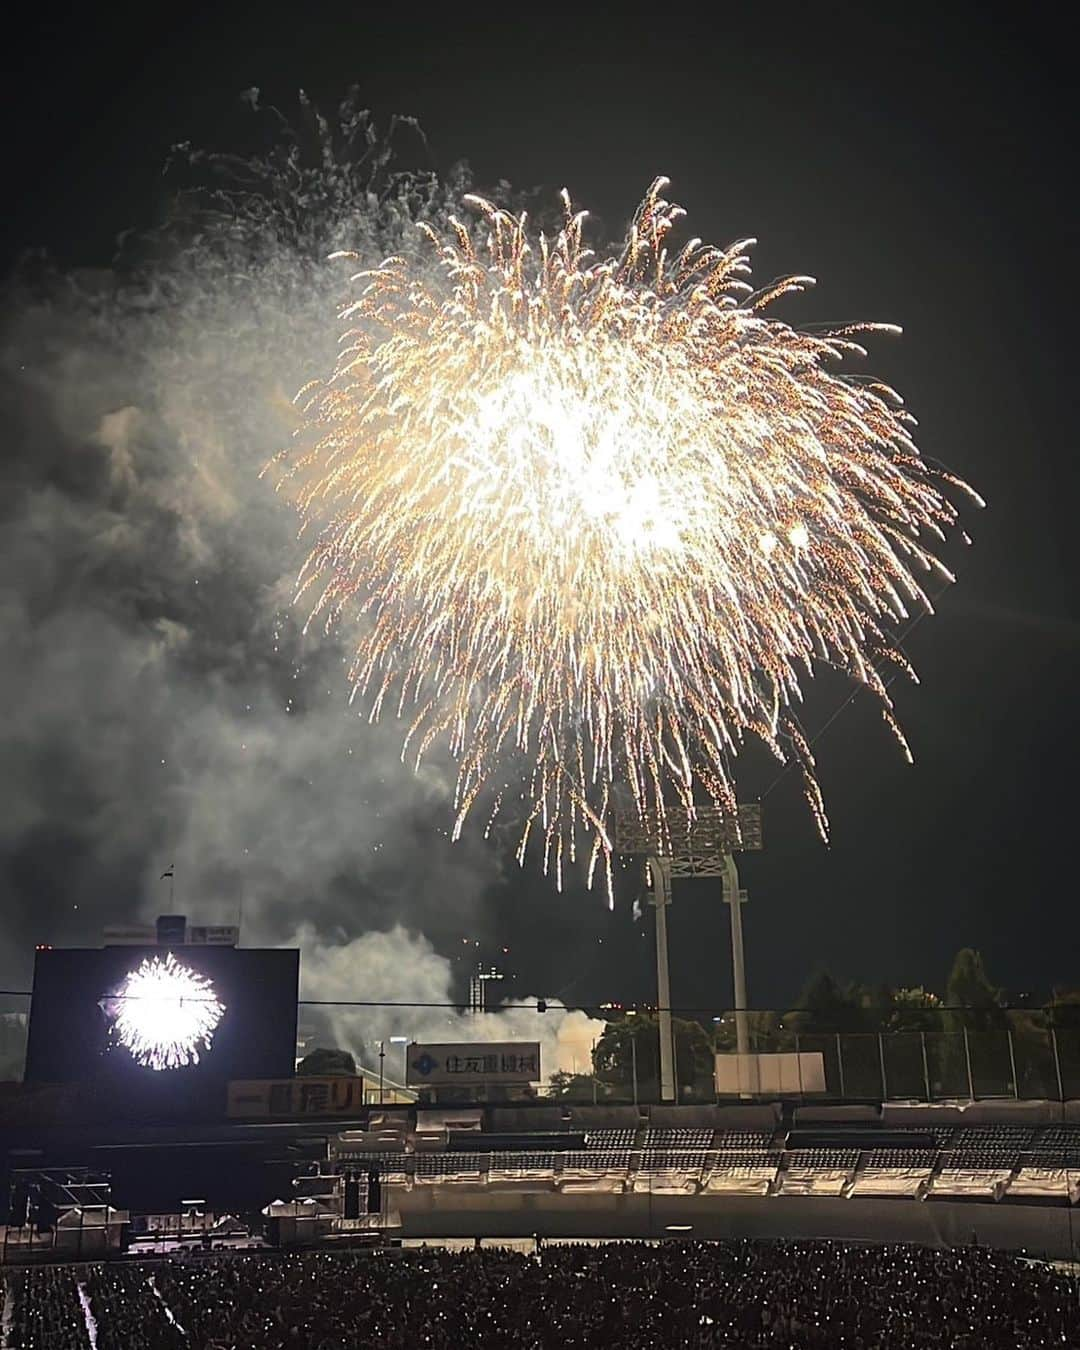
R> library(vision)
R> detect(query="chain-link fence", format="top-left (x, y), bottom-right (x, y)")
top-left (295, 1002), bottom-right (1080, 1106)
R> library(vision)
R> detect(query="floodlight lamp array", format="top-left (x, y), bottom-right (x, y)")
top-left (612, 803), bottom-right (762, 876)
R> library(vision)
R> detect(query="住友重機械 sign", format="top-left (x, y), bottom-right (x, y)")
top-left (405, 1042), bottom-right (540, 1087)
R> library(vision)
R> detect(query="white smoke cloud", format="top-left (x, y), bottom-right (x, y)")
top-left (290, 923), bottom-right (605, 1084)
top-left (0, 94), bottom-right (601, 1062)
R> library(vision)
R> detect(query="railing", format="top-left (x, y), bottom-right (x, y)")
top-left (730, 1023), bottom-right (1077, 1104)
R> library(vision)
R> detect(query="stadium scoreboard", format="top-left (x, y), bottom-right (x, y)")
top-left (24, 945), bottom-right (299, 1088)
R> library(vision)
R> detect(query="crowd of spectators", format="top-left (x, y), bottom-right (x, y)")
top-left (8, 1265), bottom-right (88, 1350)
top-left (7, 1240), bottom-right (1079, 1348)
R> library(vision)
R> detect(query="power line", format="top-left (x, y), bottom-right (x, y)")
top-left (0, 989), bottom-right (1059, 1015)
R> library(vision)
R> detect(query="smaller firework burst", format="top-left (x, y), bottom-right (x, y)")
top-left (102, 953), bottom-right (225, 1071)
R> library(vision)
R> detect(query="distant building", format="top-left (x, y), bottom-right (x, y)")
top-left (103, 915), bottom-right (239, 947)
top-left (468, 965), bottom-right (505, 1014)
top-left (0, 1011), bottom-right (29, 1081)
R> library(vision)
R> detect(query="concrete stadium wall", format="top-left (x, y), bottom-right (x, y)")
top-left (387, 1186), bottom-right (1080, 1261)
top-left (447, 1100), bottom-right (1079, 1134)
top-left (878, 1100), bottom-right (1074, 1127)
top-left (487, 1103), bottom-right (783, 1132)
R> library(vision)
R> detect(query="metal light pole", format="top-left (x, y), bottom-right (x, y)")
top-left (722, 854), bottom-right (750, 1058)
top-left (649, 856), bottom-right (676, 1103)
top-left (614, 803), bottom-right (763, 1103)
top-left (390, 1036), bottom-right (409, 1086)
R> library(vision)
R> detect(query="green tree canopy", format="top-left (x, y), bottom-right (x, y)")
top-left (882, 986), bottom-right (943, 1034)
top-left (947, 948), bottom-right (1000, 1007)
top-left (297, 1046), bottom-right (357, 1077)
top-left (788, 970), bottom-right (874, 1035)
top-left (1047, 988), bottom-right (1080, 1031)
top-left (946, 948), bottom-right (1005, 1031)
top-left (548, 1070), bottom-right (599, 1101)
top-left (712, 1010), bottom-right (790, 1053)
top-left (593, 1014), bottom-right (713, 1097)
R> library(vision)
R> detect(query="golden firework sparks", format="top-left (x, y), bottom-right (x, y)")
top-left (272, 178), bottom-right (980, 897)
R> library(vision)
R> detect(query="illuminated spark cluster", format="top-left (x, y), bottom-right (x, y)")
top-left (276, 178), bottom-right (979, 893)
top-left (105, 954), bottom-right (225, 1071)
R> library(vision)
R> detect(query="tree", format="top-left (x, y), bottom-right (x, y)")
top-left (787, 970), bottom-right (873, 1036)
top-left (593, 1014), bottom-right (714, 1098)
top-left (947, 948), bottom-right (999, 1006)
top-left (548, 1071), bottom-right (601, 1102)
top-left (1047, 988), bottom-right (1080, 1031)
top-left (882, 987), bottom-right (943, 1034)
top-left (712, 1010), bottom-right (790, 1053)
top-left (297, 1047), bottom-right (357, 1076)
top-left (946, 948), bottom-right (1005, 1032)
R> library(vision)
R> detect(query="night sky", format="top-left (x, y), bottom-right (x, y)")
top-left (2, 7), bottom-right (1075, 1017)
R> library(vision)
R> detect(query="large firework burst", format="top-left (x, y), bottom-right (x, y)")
top-left (103, 954), bottom-right (225, 1071)
top-left (275, 178), bottom-right (979, 893)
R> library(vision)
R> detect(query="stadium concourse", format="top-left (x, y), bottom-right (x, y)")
top-left (4, 1241), bottom-right (1080, 1348)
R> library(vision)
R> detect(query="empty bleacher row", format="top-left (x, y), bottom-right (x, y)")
top-left (641, 1127), bottom-right (713, 1150)
top-left (1041, 1125), bottom-right (1080, 1149)
top-left (333, 1123), bottom-right (1080, 1203)
top-left (583, 1128), bottom-right (635, 1149)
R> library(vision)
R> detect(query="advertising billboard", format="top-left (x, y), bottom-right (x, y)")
top-left (227, 1076), bottom-right (368, 1119)
top-left (405, 1042), bottom-right (541, 1087)
top-left (714, 1051), bottom-right (826, 1096)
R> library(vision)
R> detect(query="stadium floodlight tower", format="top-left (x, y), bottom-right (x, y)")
top-left (614, 803), bottom-right (763, 1102)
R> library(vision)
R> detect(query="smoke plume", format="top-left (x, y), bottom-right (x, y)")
top-left (0, 89), bottom-right (604, 1073)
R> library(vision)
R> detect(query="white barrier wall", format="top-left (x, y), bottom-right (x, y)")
top-left (716, 1053), bottom-right (826, 1096)
top-left (387, 1185), bottom-right (1080, 1260)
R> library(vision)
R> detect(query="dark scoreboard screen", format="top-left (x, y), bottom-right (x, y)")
top-left (24, 946), bottom-right (299, 1087)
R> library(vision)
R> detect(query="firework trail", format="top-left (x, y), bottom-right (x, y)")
top-left (103, 954), bottom-right (225, 1071)
top-left (275, 177), bottom-right (980, 894)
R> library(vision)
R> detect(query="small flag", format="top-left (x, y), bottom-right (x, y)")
top-left (160, 866), bottom-right (174, 880)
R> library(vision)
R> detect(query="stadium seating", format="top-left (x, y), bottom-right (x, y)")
top-left (930, 1156), bottom-right (1016, 1200)
top-left (947, 1126), bottom-right (1035, 1154)
top-left (557, 1149), bottom-right (632, 1193)
top-left (778, 1148), bottom-right (860, 1196)
top-left (320, 1118), bottom-right (1080, 1210)
top-left (1036, 1125), bottom-right (1080, 1155)
top-left (583, 1128), bottom-right (635, 1149)
top-left (930, 1168), bottom-right (1013, 1199)
top-left (700, 1151), bottom-right (781, 1195)
top-left (891, 1125), bottom-right (956, 1148)
top-left (635, 1149), bottom-right (710, 1170)
top-left (641, 1127), bottom-right (712, 1150)
top-left (487, 1152), bottom-right (556, 1184)
top-left (848, 1148), bottom-right (937, 1198)
top-left (713, 1129), bottom-right (774, 1151)
top-left (926, 1127), bottom-right (1029, 1199)
top-left (331, 1152), bottom-right (409, 1184)
top-left (630, 1150), bottom-right (709, 1193)
top-left (1006, 1166), bottom-right (1079, 1203)
top-left (415, 1153), bottom-right (485, 1185)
